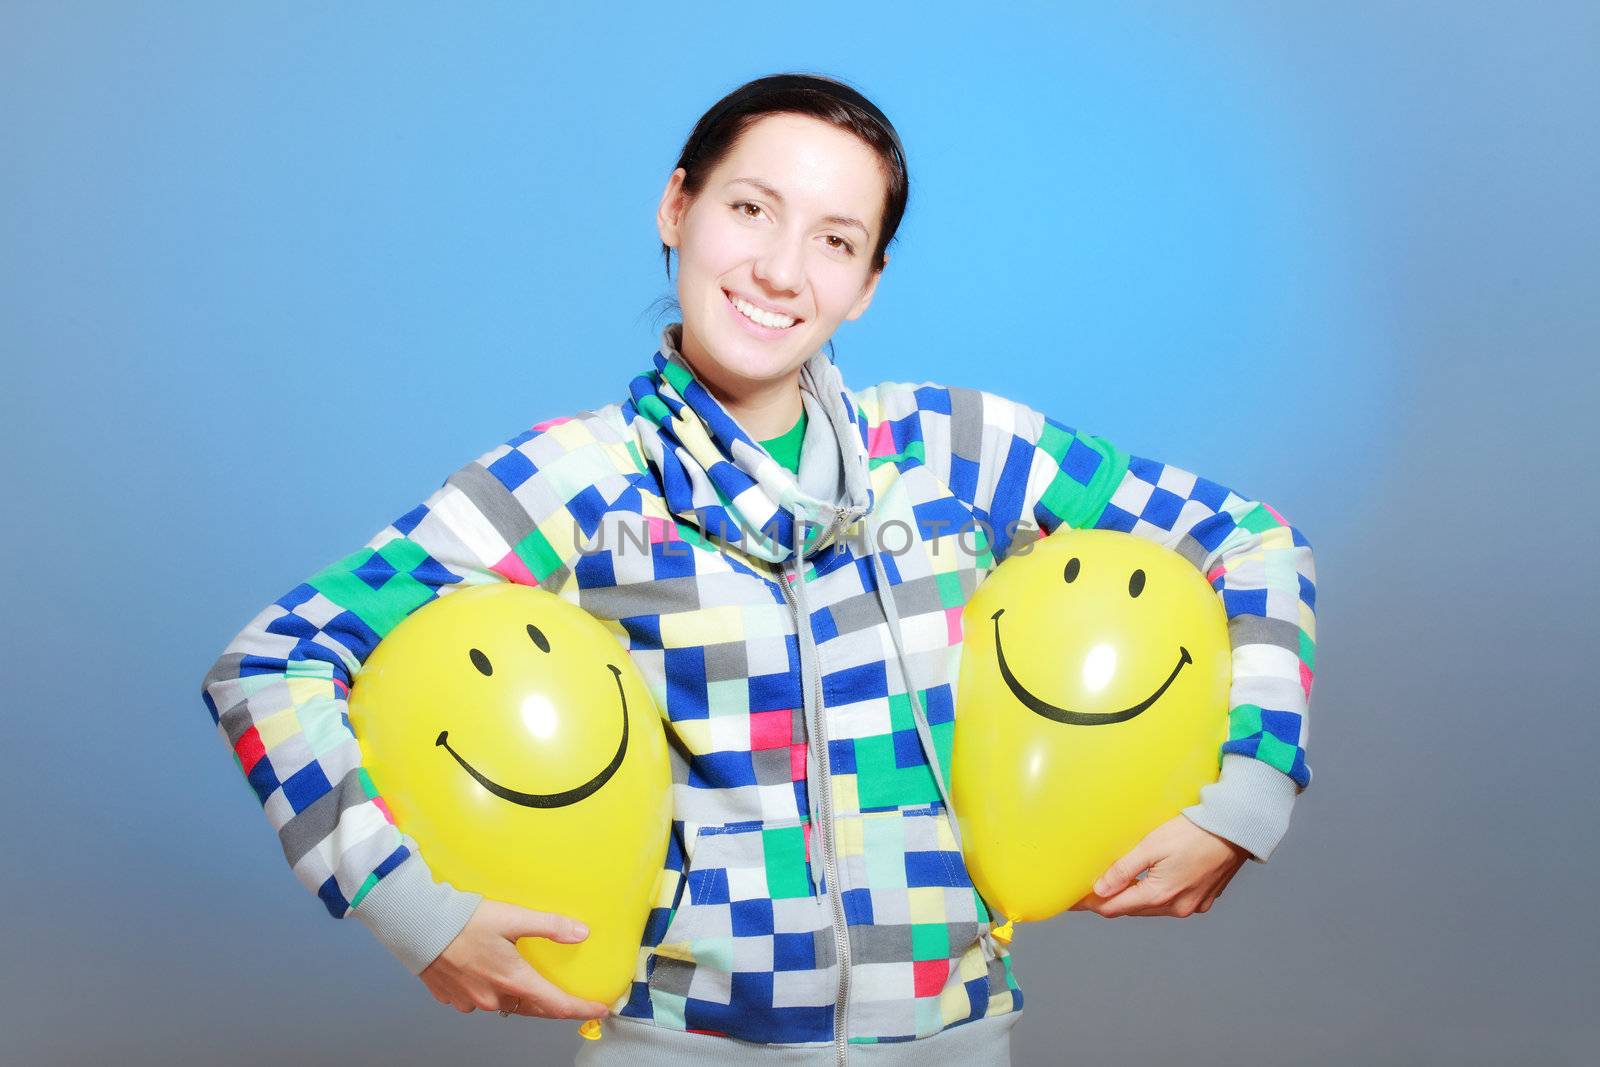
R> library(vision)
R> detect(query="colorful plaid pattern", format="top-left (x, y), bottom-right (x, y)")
top-left (200, 327), bottom-right (1315, 1050)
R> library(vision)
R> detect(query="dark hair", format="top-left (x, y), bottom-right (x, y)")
top-left (660, 72), bottom-right (909, 278)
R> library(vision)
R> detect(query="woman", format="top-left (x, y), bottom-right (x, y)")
top-left (200, 73), bottom-right (1315, 1065)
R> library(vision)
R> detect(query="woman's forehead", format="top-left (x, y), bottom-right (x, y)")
top-left (712, 114), bottom-right (887, 229)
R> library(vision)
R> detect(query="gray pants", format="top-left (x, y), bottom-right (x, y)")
top-left (574, 1011), bottom-right (1019, 1066)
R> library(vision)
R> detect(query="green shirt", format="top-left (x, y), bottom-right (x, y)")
top-left (757, 408), bottom-right (807, 476)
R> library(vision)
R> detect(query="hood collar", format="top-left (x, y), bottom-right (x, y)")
top-left (627, 322), bottom-right (876, 563)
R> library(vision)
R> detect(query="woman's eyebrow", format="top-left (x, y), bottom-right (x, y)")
top-left (727, 176), bottom-right (870, 238)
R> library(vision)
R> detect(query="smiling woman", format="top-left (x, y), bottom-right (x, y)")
top-left (657, 115), bottom-right (887, 439)
top-left (199, 71), bottom-right (1317, 1067)
top-left (653, 77), bottom-right (906, 442)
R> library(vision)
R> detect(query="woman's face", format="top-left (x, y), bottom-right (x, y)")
top-left (656, 112), bottom-right (889, 395)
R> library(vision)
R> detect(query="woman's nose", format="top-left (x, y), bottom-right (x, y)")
top-left (753, 231), bottom-right (804, 294)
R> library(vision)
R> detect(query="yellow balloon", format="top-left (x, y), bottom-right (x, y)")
top-left (348, 583), bottom-right (671, 1005)
top-left (953, 529), bottom-right (1230, 932)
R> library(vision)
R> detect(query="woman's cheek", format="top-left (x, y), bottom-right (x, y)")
top-left (810, 272), bottom-right (859, 321)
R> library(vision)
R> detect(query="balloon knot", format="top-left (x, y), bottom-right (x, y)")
top-left (579, 1019), bottom-right (603, 1040)
top-left (992, 919), bottom-right (1015, 945)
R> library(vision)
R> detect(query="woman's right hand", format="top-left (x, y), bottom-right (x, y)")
top-left (419, 898), bottom-right (611, 1019)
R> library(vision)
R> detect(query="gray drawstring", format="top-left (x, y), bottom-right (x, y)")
top-left (789, 506), bottom-right (829, 898)
top-left (790, 498), bottom-right (965, 899)
top-left (863, 511), bottom-right (965, 855)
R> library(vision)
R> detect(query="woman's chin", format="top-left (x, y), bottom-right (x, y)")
top-left (702, 328), bottom-right (811, 383)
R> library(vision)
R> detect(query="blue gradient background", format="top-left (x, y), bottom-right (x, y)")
top-left (4, 3), bottom-right (1595, 1064)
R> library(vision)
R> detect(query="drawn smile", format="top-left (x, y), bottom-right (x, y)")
top-left (434, 664), bottom-right (630, 808)
top-left (991, 608), bottom-right (1191, 726)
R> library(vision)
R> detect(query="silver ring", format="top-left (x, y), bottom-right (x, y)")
top-left (498, 996), bottom-right (521, 1018)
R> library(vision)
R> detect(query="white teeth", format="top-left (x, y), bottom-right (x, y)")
top-left (728, 292), bottom-right (797, 329)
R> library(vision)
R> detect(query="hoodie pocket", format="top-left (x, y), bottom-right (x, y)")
top-left (645, 816), bottom-right (837, 1036)
top-left (837, 804), bottom-right (1018, 1038)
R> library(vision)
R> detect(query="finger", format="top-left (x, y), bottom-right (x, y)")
top-left (1071, 888), bottom-right (1121, 913)
top-left (491, 901), bottom-right (591, 944)
top-left (509, 969), bottom-right (610, 1020)
top-left (1093, 840), bottom-right (1161, 899)
top-left (1093, 876), bottom-right (1166, 918)
top-left (1113, 895), bottom-right (1202, 918)
top-left (1072, 876), bottom-right (1144, 917)
top-left (503, 994), bottom-right (562, 1019)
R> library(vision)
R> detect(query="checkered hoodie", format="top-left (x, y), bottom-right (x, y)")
top-left (201, 323), bottom-right (1316, 1055)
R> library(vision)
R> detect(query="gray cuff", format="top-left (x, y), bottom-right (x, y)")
top-left (351, 853), bottom-right (484, 975)
top-left (1180, 753), bottom-right (1299, 863)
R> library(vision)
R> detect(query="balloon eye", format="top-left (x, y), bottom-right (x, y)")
top-left (469, 648), bottom-right (493, 676)
top-left (526, 623), bottom-right (550, 653)
top-left (1063, 557), bottom-right (1081, 583)
top-left (1128, 569), bottom-right (1146, 598)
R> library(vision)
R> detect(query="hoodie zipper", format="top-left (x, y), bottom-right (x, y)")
top-left (779, 530), bottom-right (852, 1066)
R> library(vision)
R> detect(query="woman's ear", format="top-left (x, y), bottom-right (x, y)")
top-left (657, 168), bottom-right (690, 248)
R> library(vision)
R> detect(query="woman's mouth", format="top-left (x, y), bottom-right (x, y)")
top-left (724, 288), bottom-right (802, 338)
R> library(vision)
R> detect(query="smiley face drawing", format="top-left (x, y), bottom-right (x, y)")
top-left (987, 546), bottom-right (1198, 728)
top-left (349, 583), bottom-right (671, 1004)
top-left (433, 645), bottom-right (630, 809)
top-left (952, 529), bottom-right (1231, 926)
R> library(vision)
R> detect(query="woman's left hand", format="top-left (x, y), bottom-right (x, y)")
top-left (1068, 815), bottom-right (1250, 918)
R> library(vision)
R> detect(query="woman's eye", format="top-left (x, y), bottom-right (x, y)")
top-left (825, 235), bottom-right (856, 257)
top-left (733, 201), bottom-right (765, 220)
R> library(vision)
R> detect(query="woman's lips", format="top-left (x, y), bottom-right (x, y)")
top-left (723, 288), bottom-right (801, 339)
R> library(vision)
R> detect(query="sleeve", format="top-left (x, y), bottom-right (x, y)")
top-left (198, 413), bottom-right (637, 973)
top-left (899, 382), bottom-right (1317, 863)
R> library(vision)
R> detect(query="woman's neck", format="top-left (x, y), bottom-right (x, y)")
top-left (718, 377), bottom-right (805, 441)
